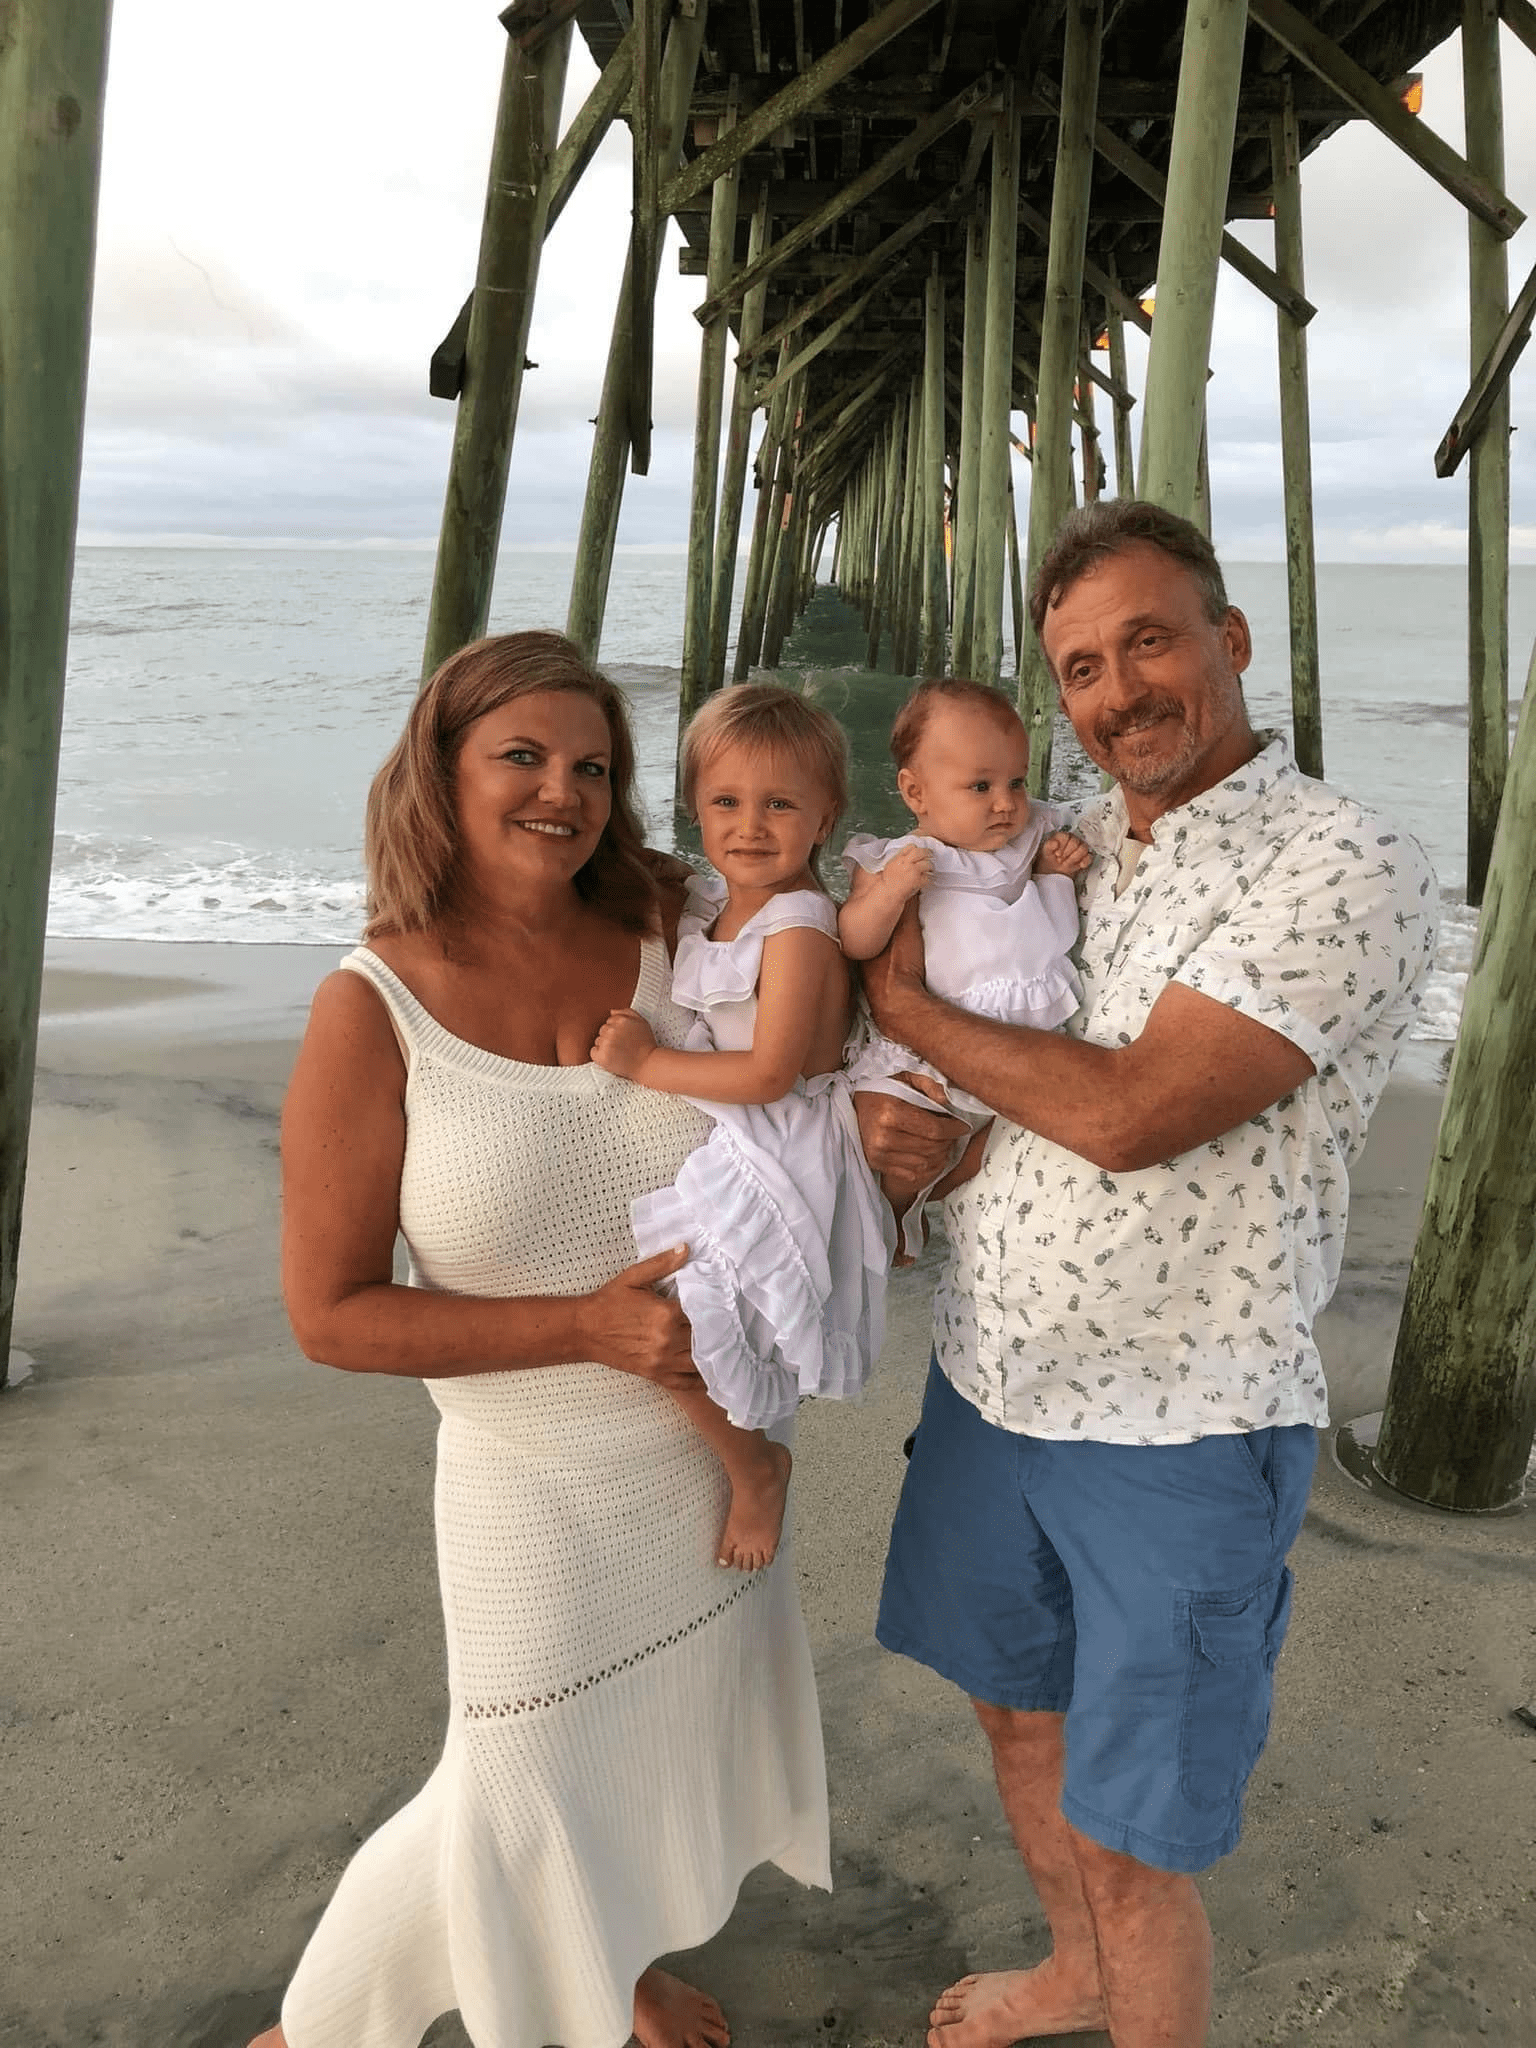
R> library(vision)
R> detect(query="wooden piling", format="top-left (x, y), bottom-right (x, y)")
top-left (566, 2), bottom-right (708, 662)
top-left (1138, 0), bottom-right (1249, 519)
top-left (1373, 636), bottom-right (1536, 1513)
top-left (1020, 1), bottom-right (1102, 789)
top-left (1105, 258), bottom-right (1136, 498)
top-left (422, 17), bottom-right (573, 679)
top-left (0, 0), bottom-right (112, 1384)
top-left (921, 265), bottom-right (950, 675)
top-left (1271, 84), bottom-right (1323, 777)
top-left (951, 198), bottom-right (988, 673)
top-left (1464, 0), bottom-right (1510, 907)
top-left (973, 77), bottom-right (1022, 686)
top-left (707, 183), bottom-right (772, 690)
top-left (678, 86), bottom-right (741, 726)
top-left (866, 399), bottom-right (906, 669)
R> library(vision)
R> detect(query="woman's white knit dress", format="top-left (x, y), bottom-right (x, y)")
top-left (280, 940), bottom-right (831, 2048)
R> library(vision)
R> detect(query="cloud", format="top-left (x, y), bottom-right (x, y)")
top-left (78, 3), bottom-right (1536, 557)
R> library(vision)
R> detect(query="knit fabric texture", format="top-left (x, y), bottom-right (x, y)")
top-left (280, 938), bottom-right (830, 2048)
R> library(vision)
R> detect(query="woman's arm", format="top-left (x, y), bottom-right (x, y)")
top-left (282, 971), bottom-right (698, 1384)
top-left (592, 925), bottom-right (841, 1105)
top-left (837, 848), bottom-right (932, 960)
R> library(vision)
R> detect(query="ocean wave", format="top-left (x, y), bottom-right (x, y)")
top-left (48, 834), bottom-right (365, 945)
top-left (1412, 898), bottom-right (1477, 1043)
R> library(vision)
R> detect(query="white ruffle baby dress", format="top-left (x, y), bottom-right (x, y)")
top-left (844, 811), bottom-right (1084, 1254)
top-left (631, 876), bottom-right (894, 1432)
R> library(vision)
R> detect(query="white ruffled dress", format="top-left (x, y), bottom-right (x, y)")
top-left (631, 877), bottom-right (894, 1432)
top-left (844, 814), bottom-right (1084, 1254)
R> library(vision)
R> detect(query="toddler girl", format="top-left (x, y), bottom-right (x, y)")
top-left (840, 677), bottom-right (1092, 1256)
top-left (592, 685), bottom-right (892, 1572)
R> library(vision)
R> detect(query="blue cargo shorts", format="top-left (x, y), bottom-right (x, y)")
top-left (877, 1357), bottom-right (1317, 1873)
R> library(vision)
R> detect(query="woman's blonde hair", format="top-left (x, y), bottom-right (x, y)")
top-left (679, 684), bottom-right (849, 886)
top-left (363, 631), bottom-right (655, 939)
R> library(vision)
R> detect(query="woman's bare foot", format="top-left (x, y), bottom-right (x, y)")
top-left (717, 1438), bottom-right (792, 1571)
top-left (633, 1965), bottom-right (731, 2048)
top-left (927, 1962), bottom-right (1106, 2047)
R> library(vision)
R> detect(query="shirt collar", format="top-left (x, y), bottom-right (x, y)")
top-left (1072, 730), bottom-right (1294, 855)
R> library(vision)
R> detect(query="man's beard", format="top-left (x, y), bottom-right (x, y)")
top-left (1091, 693), bottom-right (1201, 796)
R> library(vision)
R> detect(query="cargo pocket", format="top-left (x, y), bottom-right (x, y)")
top-left (1177, 1570), bottom-right (1293, 1813)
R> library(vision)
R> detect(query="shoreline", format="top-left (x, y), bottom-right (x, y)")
top-left (6, 949), bottom-right (1532, 2045)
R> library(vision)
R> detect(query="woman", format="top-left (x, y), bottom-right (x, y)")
top-left (254, 633), bottom-right (830, 2048)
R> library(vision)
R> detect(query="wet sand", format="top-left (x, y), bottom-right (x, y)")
top-left (3, 940), bottom-right (1532, 2047)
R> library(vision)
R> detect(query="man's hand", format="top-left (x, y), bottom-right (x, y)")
top-left (854, 1086), bottom-right (969, 1213)
top-left (859, 896), bottom-right (930, 1043)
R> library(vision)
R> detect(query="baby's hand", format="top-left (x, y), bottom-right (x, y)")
top-left (883, 845), bottom-right (933, 899)
top-left (592, 1007), bottom-right (657, 1080)
top-left (1035, 831), bottom-right (1093, 878)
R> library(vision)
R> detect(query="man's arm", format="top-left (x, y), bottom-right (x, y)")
top-left (861, 903), bottom-right (1314, 1173)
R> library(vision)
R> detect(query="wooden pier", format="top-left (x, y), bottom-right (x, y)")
top-left (5, 0), bottom-right (1536, 1511)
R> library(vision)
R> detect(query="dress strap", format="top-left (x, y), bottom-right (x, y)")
top-left (339, 947), bottom-right (433, 1062)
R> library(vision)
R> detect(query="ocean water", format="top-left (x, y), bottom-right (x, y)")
top-left (55, 546), bottom-right (1536, 1041)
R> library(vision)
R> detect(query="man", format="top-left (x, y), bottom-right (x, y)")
top-left (858, 500), bottom-right (1436, 2048)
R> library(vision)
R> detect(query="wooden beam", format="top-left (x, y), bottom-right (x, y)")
top-left (1104, 255), bottom-right (1136, 498)
top-left (1464, 0), bottom-right (1511, 908)
top-left (1138, 0), bottom-right (1248, 521)
top-left (423, 19), bottom-right (573, 675)
top-left (1022, 0), bottom-right (1103, 790)
top-left (1436, 256), bottom-right (1536, 477)
top-left (755, 282), bottom-right (883, 404)
top-left (679, 84), bottom-right (741, 724)
top-left (628, 0), bottom-right (661, 474)
top-left (735, 196), bottom-right (950, 362)
top-left (1373, 645), bottom-right (1536, 1512)
top-left (545, 22), bottom-right (635, 234)
top-left (658, 0), bottom-right (944, 215)
top-left (0, 0), bottom-right (112, 1382)
top-left (921, 263), bottom-right (949, 674)
top-left (975, 77), bottom-right (1022, 687)
top-left (1069, 96), bottom-right (1317, 327)
top-left (500, 0), bottom-right (585, 52)
top-left (1017, 198), bottom-right (1153, 333)
top-left (951, 195), bottom-right (988, 672)
top-left (694, 76), bottom-right (993, 323)
top-left (1248, 0), bottom-right (1525, 238)
top-left (708, 183), bottom-right (772, 689)
top-left (1272, 85), bottom-right (1322, 779)
top-left (567, 1), bottom-right (708, 661)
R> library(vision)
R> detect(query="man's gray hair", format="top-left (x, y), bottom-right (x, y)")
top-left (1028, 501), bottom-right (1230, 641)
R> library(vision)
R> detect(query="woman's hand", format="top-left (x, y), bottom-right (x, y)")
top-left (592, 1006), bottom-right (658, 1079)
top-left (576, 1245), bottom-right (700, 1389)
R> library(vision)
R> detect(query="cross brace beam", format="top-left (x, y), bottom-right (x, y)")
top-left (1435, 255), bottom-right (1536, 477)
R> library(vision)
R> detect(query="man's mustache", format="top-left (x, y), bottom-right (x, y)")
top-left (1095, 695), bottom-right (1185, 747)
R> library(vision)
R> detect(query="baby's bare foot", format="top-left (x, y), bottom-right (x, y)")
top-left (718, 1439), bottom-right (792, 1571)
top-left (634, 1966), bottom-right (731, 2048)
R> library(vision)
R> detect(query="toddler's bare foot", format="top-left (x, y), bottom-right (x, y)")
top-left (718, 1438), bottom-right (792, 1571)
top-left (633, 1965), bottom-right (731, 2048)
top-left (927, 1963), bottom-right (1106, 2047)
top-left (248, 2027), bottom-right (288, 2048)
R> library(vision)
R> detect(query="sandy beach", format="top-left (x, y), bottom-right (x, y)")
top-left (3, 938), bottom-right (1532, 2048)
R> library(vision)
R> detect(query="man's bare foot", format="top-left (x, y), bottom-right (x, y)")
top-left (717, 1438), bottom-right (792, 1571)
top-left (927, 1963), bottom-right (1106, 2047)
top-left (633, 1965), bottom-right (731, 2048)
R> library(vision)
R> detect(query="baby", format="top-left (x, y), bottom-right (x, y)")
top-left (840, 677), bottom-right (1092, 1255)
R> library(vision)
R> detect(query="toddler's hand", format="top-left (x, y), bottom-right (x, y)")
top-left (883, 845), bottom-right (933, 899)
top-left (1035, 831), bottom-right (1093, 878)
top-left (592, 1007), bottom-right (657, 1079)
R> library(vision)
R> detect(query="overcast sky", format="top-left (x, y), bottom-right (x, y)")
top-left (78, 0), bottom-right (1536, 561)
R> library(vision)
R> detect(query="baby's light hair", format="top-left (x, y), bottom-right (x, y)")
top-left (889, 676), bottom-right (1026, 773)
top-left (681, 684), bottom-right (849, 886)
